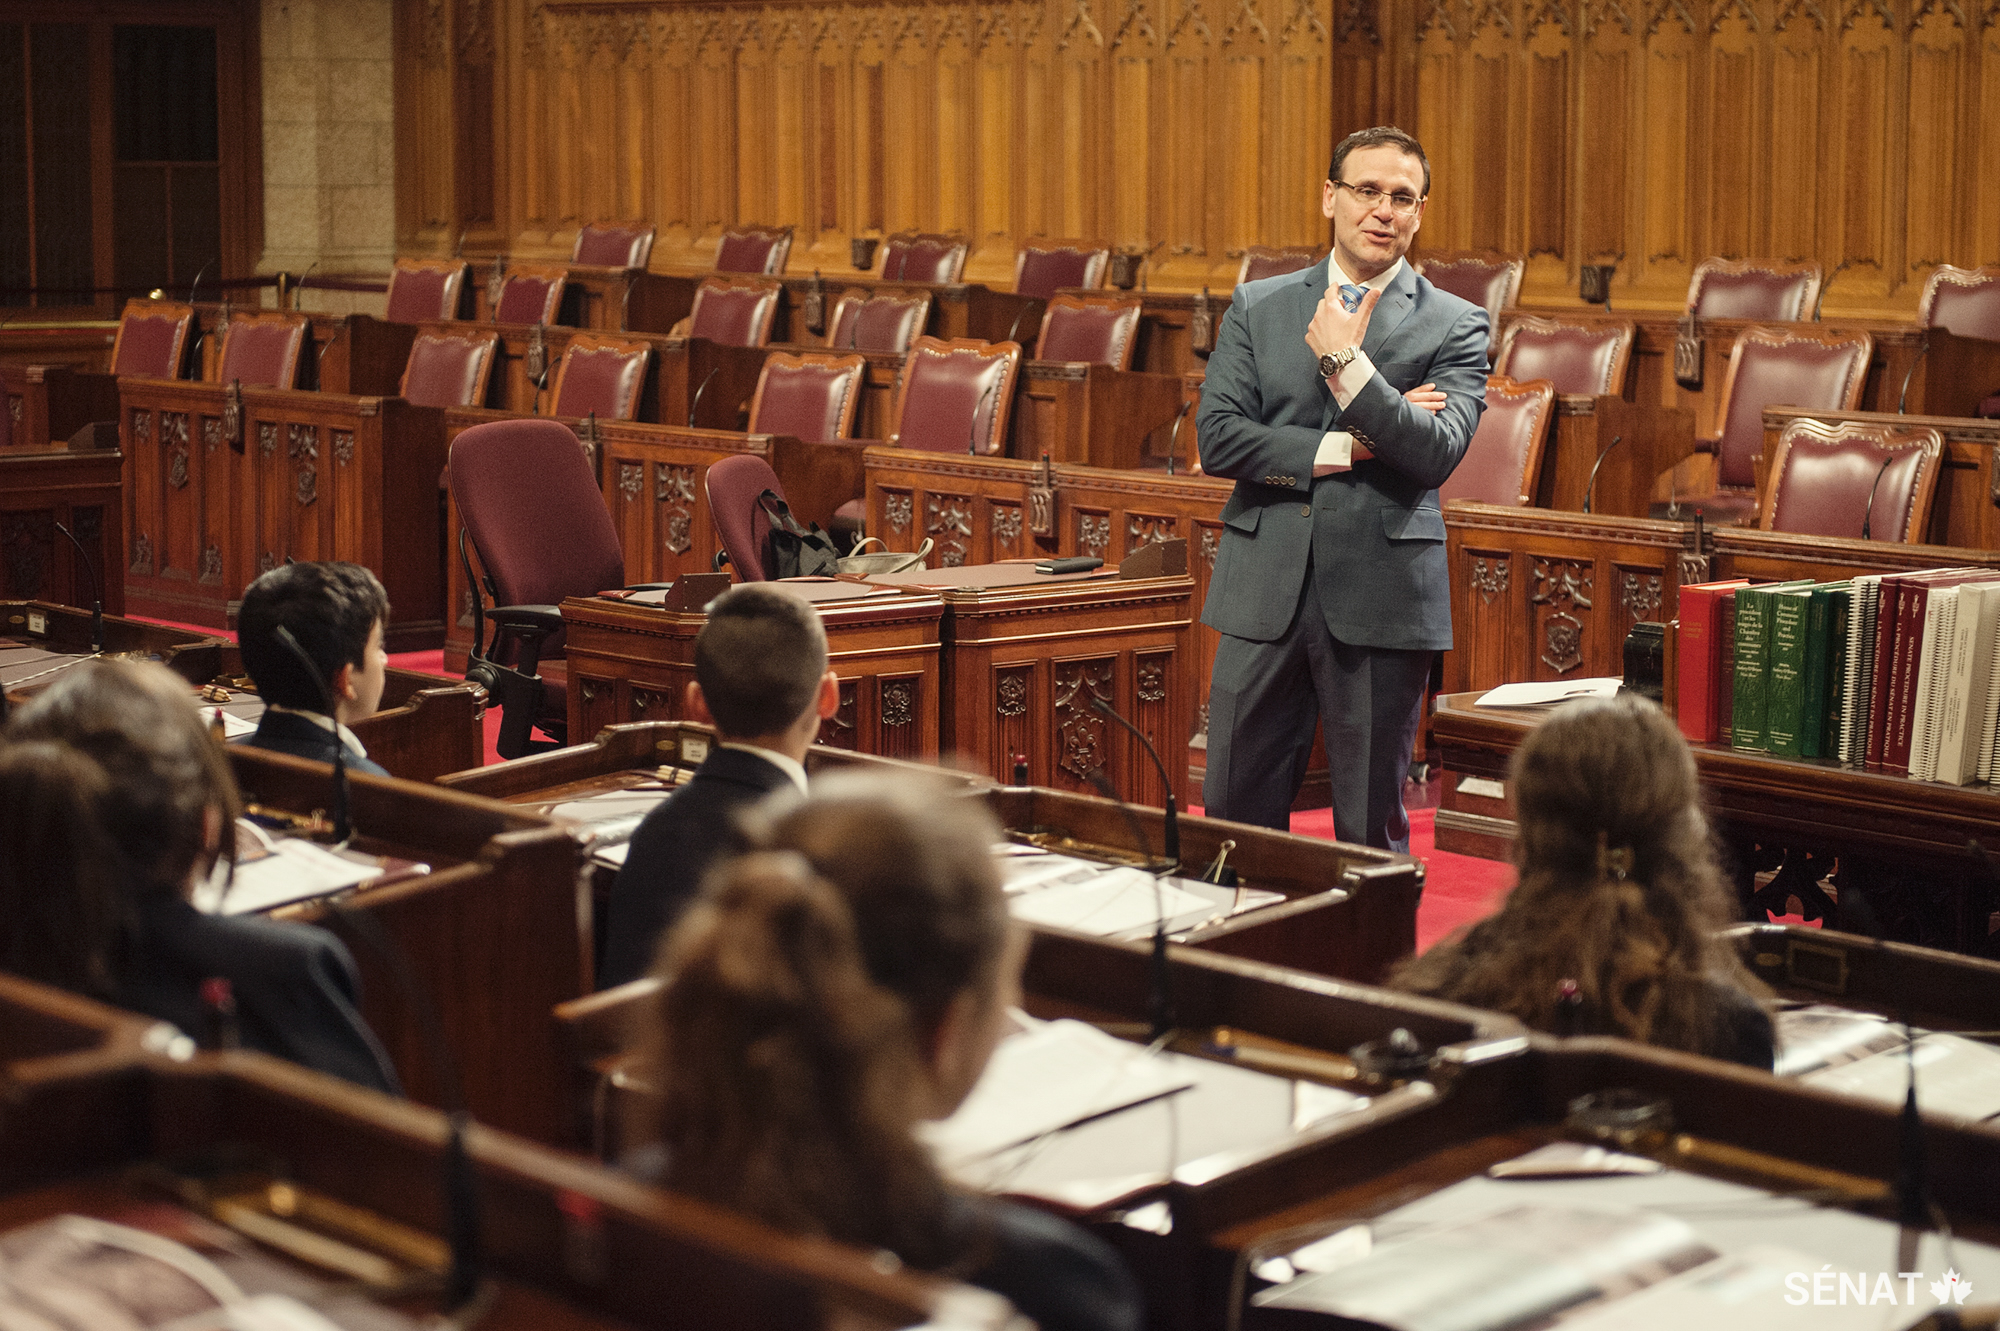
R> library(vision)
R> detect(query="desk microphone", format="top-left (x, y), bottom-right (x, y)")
top-left (270, 625), bottom-right (352, 846)
top-left (1812, 259), bottom-right (1852, 323)
top-left (1080, 760), bottom-right (1176, 1041)
top-left (186, 260), bottom-right (212, 307)
top-left (1840, 884), bottom-right (1927, 1273)
top-left (892, 246), bottom-right (909, 281)
top-left (1090, 696), bottom-right (1180, 867)
top-left (292, 260), bottom-right (320, 311)
top-left (1005, 303), bottom-right (1036, 345)
top-left (52, 522), bottom-right (102, 655)
top-left (688, 366), bottom-right (721, 428)
top-left (1580, 434), bottom-right (1625, 515)
top-left (1859, 456), bottom-right (1895, 541)
top-left (967, 372), bottom-right (1001, 456)
top-left (1898, 332), bottom-right (1931, 415)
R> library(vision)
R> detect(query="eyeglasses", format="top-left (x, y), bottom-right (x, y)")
top-left (1332, 181), bottom-right (1425, 217)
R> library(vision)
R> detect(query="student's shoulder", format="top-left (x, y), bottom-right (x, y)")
top-left (971, 1198), bottom-right (1143, 1331)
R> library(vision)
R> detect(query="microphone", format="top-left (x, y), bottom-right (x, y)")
top-left (1079, 761), bottom-right (1176, 1041)
top-left (270, 625), bottom-right (351, 845)
top-left (1005, 303), bottom-right (1035, 345)
top-left (688, 366), bottom-right (721, 428)
top-left (292, 261), bottom-right (320, 311)
top-left (186, 260), bottom-right (212, 307)
top-left (52, 522), bottom-right (102, 655)
top-left (1860, 455), bottom-right (1895, 541)
top-left (1812, 259), bottom-right (1852, 322)
top-left (1897, 332), bottom-right (1930, 414)
top-left (966, 372), bottom-right (1001, 456)
top-left (453, 228), bottom-right (467, 259)
top-left (892, 245), bottom-right (908, 281)
top-left (1090, 697), bottom-right (1180, 868)
top-left (1580, 434), bottom-right (1625, 515)
top-left (1839, 883), bottom-right (1927, 1273)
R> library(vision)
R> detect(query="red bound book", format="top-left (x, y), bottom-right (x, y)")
top-left (1675, 579), bottom-right (1750, 744)
top-left (1865, 576), bottom-right (1907, 771)
top-left (1885, 570), bottom-right (2000, 775)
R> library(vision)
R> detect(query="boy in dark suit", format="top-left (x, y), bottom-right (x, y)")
top-left (598, 583), bottom-right (840, 989)
top-left (236, 561), bottom-right (393, 778)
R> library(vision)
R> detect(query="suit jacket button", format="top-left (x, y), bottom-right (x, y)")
top-left (1301, 505), bottom-right (1311, 516)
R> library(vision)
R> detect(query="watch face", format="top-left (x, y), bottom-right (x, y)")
top-left (1318, 353), bottom-right (1339, 377)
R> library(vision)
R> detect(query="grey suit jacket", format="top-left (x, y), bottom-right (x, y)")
top-left (1196, 258), bottom-right (1489, 651)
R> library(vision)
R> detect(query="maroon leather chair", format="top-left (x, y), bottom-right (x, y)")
top-left (1760, 418), bottom-right (1944, 542)
top-left (889, 337), bottom-right (1022, 454)
top-left (684, 277), bottom-right (782, 347)
top-left (1416, 252), bottom-right (1523, 358)
top-left (216, 312), bottom-right (309, 388)
top-left (748, 352), bottom-right (865, 443)
top-left (550, 334), bottom-right (652, 420)
top-left (826, 287), bottom-right (932, 353)
top-left (1034, 294), bottom-right (1143, 369)
top-left (714, 225), bottom-right (793, 276)
top-left (1918, 264), bottom-right (2000, 340)
top-left (1237, 247), bottom-right (1320, 285)
top-left (1014, 241), bottom-right (1110, 301)
top-left (448, 418), bottom-right (630, 756)
top-left (385, 259), bottom-right (469, 323)
top-left (1673, 324), bottom-right (1873, 524)
top-left (399, 329), bottom-right (499, 408)
top-left (705, 453), bottom-right (787, 582)
top-left (493, 263), bottom-right (569, 325)
top-left (1686, 258), bottom-right (1822, 322)
top-left (573, 223), bottom-right (656, 270)
top-left (1494, 316), bottom-right (1636, 398)
top-left (1437, 377), bottom-right (1557, 507)
top-left (110, 299), bottom-right (195, 377)
top-left (878, 233), bottom-right (968, 284)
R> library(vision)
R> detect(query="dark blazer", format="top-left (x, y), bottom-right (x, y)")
top-left (1196, 258), bottom-right (1489, 650)
top-left (959, 1196), bottom-right (1143, 1331)
top-left (121, 895), bottom-right (401, 1093)
top-left (244, 709), bottom-right (391, 778)
top-left (599, 746), bottom-right (797, 990)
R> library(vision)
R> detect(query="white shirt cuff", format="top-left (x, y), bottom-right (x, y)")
top-left (1329, 348), bottom-right (1377, 407)
top-left (1312, 431), bottom-right (1355, 476)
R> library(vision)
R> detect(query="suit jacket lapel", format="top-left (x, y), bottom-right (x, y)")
top-left (1362, 263), bottom-right (1420, 360)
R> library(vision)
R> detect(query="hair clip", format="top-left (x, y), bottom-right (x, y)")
top-left (1597, 840), bottom-right (1635, 881)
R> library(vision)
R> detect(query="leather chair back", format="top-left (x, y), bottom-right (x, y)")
top-left (573, 224), bottom-right (656, 270)
top-left (1712, 325), bottom-right (1873, 489)
top-left (448, 418), bottom-right (627, 610)
top-left (1918, 265), bottom-right (2000, 341)
top-left (826, 287), bottom-right (932, 353)
top-left (1035, 293), bottom-right (1143, 369)
top-left (494, 264), bottom-right (568, 325)
top-left (688, 277), bottom-right (782, 348)
top-left (551, 334), bottom-right (652, 420)
top-left (400, 329), bottom-right (499, 408)
top-left (1437, 376), bottom-right (1556, 507)
top-left (385, 259), bottom-right (468, 323)
top-left (1686, 258), bottom-right (1822, 322)
top-left (705, 453), bottom-right (786, 582)
top-left (879, 233), bottom-right (968, 284)
top-left (217, 312), bottom-right (309, 388)
top-left (1014, 241), bottom-right (1110, 300)
top-left (715, 225), bottom-right (793, 276)
top-left (1416, 252), bottom-right (1523, 357)
top-left (1238, 247), bottom-right (1320, 285)
top-left (890, 336), bottom-right (1022, 455)
top-left (1494, 316), bottom-right (1636, 398)
top-left (1761, 418), bottom-right (1944, 543)
top-left (111, 299), bottom-right (194, 378)
top-left (748, 352), bottom-right (865, 443)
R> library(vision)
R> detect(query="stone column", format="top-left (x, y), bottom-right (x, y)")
top-left (258, 0), bottom-right (395, 315)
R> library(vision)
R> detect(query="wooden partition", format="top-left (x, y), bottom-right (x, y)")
top-left (0, 452), bottom-right (125, 613)
top-left (194, 308), bottom-right (417, 397)
top-left (120, 379), bottom-right (448, 648)
top-left (1761, 407), bottom-right (2000, 550)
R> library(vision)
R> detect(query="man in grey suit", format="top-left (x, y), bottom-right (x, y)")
top-left (1198, 125), bottom-right (1489, 850)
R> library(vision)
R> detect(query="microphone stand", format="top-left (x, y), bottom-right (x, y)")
top-left (1580, 435), bottom-right (1625, 515)
top-left (271, 625), bottom-right (352, 845)
top-left (1860, 455), bottom-right (1894, 541)
top-left (1842, 884), bottom-right (1929, 1274)
top-left (967, 373), bottom-right (1000, 456)
top-left (52, 522), bottom-right (102, 655)
top-left (1089, 697), bottom-right (1182, 1041)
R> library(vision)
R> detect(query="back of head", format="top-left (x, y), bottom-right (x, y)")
top-left (641, 773), bottom-right (1008, 1265)
top-left (1, 659), bottom-right (244, 992)
top-left (238, 561), bottom-right (388, 711)
top-left (694, 584), bottom-right (828, 740)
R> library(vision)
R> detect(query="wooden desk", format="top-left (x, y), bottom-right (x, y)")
top-left (559, 586), bottom-right (945, 761)
top-left (227, 746), bottom-right (587, 1143)
top-left (0, 601), bottom-right (226, 696)
top-left (1060, 288), bottom-right (1218, 379)
top-left (193, 307), bottom-right (416, 397)
top-left (1012, 360), bottom-right (1184, 470)
top-left (120, 378), bottom-right (448, 650)
top-left (0, 451), bottom-right (125, 613)
top-left (1729, 921), bottom-right (2000, 1034)
top-left (769, 274), bottom-right (1043, 346)
top-left (658, 337), bottom-right (904, 437)
top-left (1709, 527), bottom-right (2000, 585)
top-left (0, 321), bottom-right (117, 373)
top-left (470, 260), bottom-right (656, 332)
top-left (1430, 691), bottom-right (2000, 955)
top-left (1761, 407), bottom-right (2000, 551)
top-left (1537, 394), bottom-right (1697, 517)
top-left (416, 320), bottom-right (603, 416)
top-left (0, 361), bottom-right (120, 453)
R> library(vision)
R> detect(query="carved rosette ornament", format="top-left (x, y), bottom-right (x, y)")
top-left (130, 533), bottom-right (153, 576)
top-left (223, 383), bottom-right (243, 446)
top-left (881, 679), bottom-right (915, 728)
top-left (1531, 556), bottom-right (1593, 674)
top-left (1054, 659), bottom-right (1115, 779)
top-left (1128, 516), bottom-right (1174, 549)
top-left (131, 409), bottom-right (151, 446)
top-left (1619, 570), bottom-right (1663, 624)
top-left (657, 465), bottom-right (697, 555)
top-left (6, 395), bottom-right (19, 428)
top-left (1678, 550), bottom-right (1711, 583)
top-left (198, 544), bottom-right (223, 585)
top-left (258, 551), bottom-right (278, 575)
top-left (333, 430), bottom-right (354, 466)
top-left (202, 417), bottom-right (222, 452)
top-left (819, 680), bottom-right (858, 748)
top-left (1137, 657), bottom-right (1167, 703)
top-left (926, 494), bottom-right (974, 567)
top-left (1200, 528), bottom-right (1219, 571)
top-left (162, 413), bottom-right (190, 489)
top-left (1077, 513), bottom-right (1111, 560)
top-left (884, 493), bottom-right (913, 535)
top-left (258, 423), bottom-right (279, 458)
top-left (1470, 556), bottom-right (1511, 603)
top-left (288, 424), bottom-right (319, 506)
top-left (993, 505), bottom-right (1023, 550)
top-left (618, 462), bottom-right (643, 501)
top-left (996, 669), bottom-right (1030, 717)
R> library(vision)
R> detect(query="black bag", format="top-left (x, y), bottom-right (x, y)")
top-left (758, 490), bottom-right (843, 579)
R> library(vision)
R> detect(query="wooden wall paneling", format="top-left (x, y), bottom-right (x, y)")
top-left (1157, 0), bottom-right (1214, 289)
top-left (1412, 2), bottom-right (1463, 249)
top-left (1521, 6), bottom-right (1571, 281)
top-left (1831, 0), bottom-right (1899, 304)
top-left (934, 10), bottom-right (975, 241)
top-left (1464, 3), bottom-right (1513, 253)
top-left (1636, 0), bottom-right (1697, 303)
top-left (1902, 0), bottom-right (1967, 278)
top-left (1767, 0), bottom-right (1823, 268)
top-left (972, 8), bottom-right (1016, 269)
top-left (1982, 18), bottom-right (2000, 265)
top-left (1111, 0), bottom-right (1157, 254)
top-left (1219, 3), bottom-right (1271, 263)
top-left (1703, 0), bottom-right (1762, 264)
top-left (1578, 0), bottom-right (1636, 279)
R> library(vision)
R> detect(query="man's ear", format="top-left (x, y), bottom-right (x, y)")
top-left (685, 680), bottom-right (715, 726)
top-left (330, 660), bottom-right (358, 703)
top-left (816, 668), bottom-right (840, 719)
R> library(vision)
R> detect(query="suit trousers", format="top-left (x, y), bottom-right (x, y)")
top-left (1203, 553), bottom-right (1431, 851)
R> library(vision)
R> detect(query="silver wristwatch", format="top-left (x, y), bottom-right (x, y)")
top-left (1317, 346), bottom-right (1358, 379)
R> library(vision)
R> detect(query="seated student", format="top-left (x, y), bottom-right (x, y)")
top-left (599, 583), bottom-right (839, 989)
top-left (1391, 694), bottom-right (1774, 1069)
top-left (633, 775), bottom-right (1143, 1331)
top-left (236, 561), bottom-right (392, 778)
top-left (0, 659), bottom-right (401, 1093)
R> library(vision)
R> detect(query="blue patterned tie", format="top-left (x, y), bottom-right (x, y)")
top-left (1338, 283), bottom-right (1368, 313)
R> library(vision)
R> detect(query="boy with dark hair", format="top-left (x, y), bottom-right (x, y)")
top-left (599, 583), bottom-right (839, 989)
top-left (236, 561), bottom-right (392, 778)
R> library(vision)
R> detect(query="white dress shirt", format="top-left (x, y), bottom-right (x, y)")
top-left (1311, 255), bottom-right (1405, 476)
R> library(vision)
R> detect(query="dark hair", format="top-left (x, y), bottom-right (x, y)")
top-left (1, 660), bottom-right (245, 996)
top-left (693, 584), bottom-right (829, 739)
top-left (639, 775), bottom-right (1010, 1269)
top-left (1391, 694), bottom-right (1766, 1053)
top-left (1330, 125), bottom-right (1431, 198)
top-left (237, 561), bottom-right (389, 711)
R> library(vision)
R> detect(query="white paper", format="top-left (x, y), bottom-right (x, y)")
top-left (1475, 678), bottom-right (1624, 707)
top-left (1005, 868), bottom-right (1220, 938)
top-left (1804, 1033), bottom-right (2000, 1122)
top-left (547, 789), bottom-right (672, 826)
top-left (195, 829), bottom-right (400, 915)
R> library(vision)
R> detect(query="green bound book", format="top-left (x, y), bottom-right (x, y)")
top-left (1767, 587), bottom-right (1814, 758)
top-left (1732, 580), bottom-right (1813, 752)
top-left (1799, 581), bottom-right (1852, 760)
